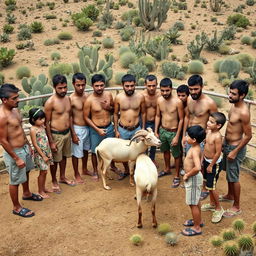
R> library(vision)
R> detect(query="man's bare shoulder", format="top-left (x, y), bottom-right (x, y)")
top-left (204, 94), bottom-right (216, 105)
top-left (44, 94), bottom-right (55, 106)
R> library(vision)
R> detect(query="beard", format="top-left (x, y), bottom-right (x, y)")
top-left (94, 90), bottom-right (103, 95)
top-left (125, 90), bottom-right (135, 96)
top-left (229, 97), bottom-right (239, 103)
top-left (57, 92), bottom-right (66, 97)
top-left (162, 94), bottom-right (171, 99)
top-left (191, 90), bottom-right (202, 100)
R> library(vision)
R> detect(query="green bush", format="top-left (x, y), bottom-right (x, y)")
top-left (82, 4), bottom-right (99, 21)
top-left (188, 60), bottom-right (204, 74)
top-left (6, 13), bottom-right (16, 24)
top-left (252, 38), bottom-right (256, 48)
top-left (115, 21), bottom-right (125, 29)
top-left (17, 27), bottom-right (32, 41)
top-left (71, 63), bottom-right (80, 73)
top-left (49, 63), bottom-right (73, 79)
top-left (120, 26), bottom-right (135, 41)
top-left (92, 30), bottom-right (102, 37)
top-left (241, 36), bottom-right (252, 45)
top-left (227, 14), bottom-right (250, 28)
top-left (115, 72), bottom-right (127, 85)
top-left (128, 63), bottom-right (148, 82)
top-left (0, 47), bottom-right (15, 68)
top-left (176, 71), bottom-right (186, 80)
top-left (138, 56), bottom-right (156, 72)
top-left (16, 66), bottom-right (31, 79)
top-left (30, 21), bottom-right (44, 33)
top-left (213, 60), bottom-right (223, 73)
top-left (120, 51), bottom-right (136, 68)
top-left (219, 58), bottom-right (241, 78)
top-left (0, 33), bottom-right (10, 43)
top-left (119, 46), bottom-right (131, 56)
top-left (44, 14), bottom-right (57, 19)
top-left (58, 32), bottom-right (73, 40)
top-left (236, 53), bottom-right (254, 67)
top-left (44, 38), bottom-right (60, 46)
top-left (161, 61), bottom-right (181, 78)
top-left (251, 31), bottom-right (256, 37)
top-left (5, 0), bottom-right (16, 6)
top-left (3, 24), bottom-right (14, 34)
top-left (133, 16), bottom-right (141, 27)
top-left (102, 37), bottom-right (114, 48)
top-left (51, 52), bottom-right (61, 60)
top-left (74, 17), bottom-right (93, 31)
top-left (218, 44), bottom-right (230, 55)
top-left (173, 21), bottom-right (185, 31)
top-left (121, 10), bottom-right (138, 22)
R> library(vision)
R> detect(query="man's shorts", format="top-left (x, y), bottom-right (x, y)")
top-left (72, 125), bottom-right (90, 158)
top-left (222, 142), bottom-right (246, 182)
top-left (51, 129), bottom-right (71, 162)
top-left (203, 157), bottom-right (222, 190)
top-left (118, 123), bottom-right (141, 140)
top-left (90, 123), bottom-right (115, 153)
top-left (185, 172), bottom-right (203, 205)
top-left (3, 144), bottom-right (34, 185)
top-left (159, 127), bottom-right (181, 158)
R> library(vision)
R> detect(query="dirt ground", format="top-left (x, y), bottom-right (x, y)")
top-left (0, 154), bottom-right (255, 256)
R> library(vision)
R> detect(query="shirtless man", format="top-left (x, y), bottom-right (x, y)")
top-left (142, 75), bottom-right (160, 164)
top-left (70, 73), bottom-right (92, 184)
top-left (114, 74), bottom-right (146, 178)
top-left (45, 74), bottom-right (75, 193)
top-left (221, 80), bottom-right (252, 218)
top-left (84, 74), bottom-right (119, 180)
top-left (182, 75), bottom-right (217, 199)
top-left (0, 84), bottom-right (42, 218)
top-left (155, 78), bottom-right (184, 188)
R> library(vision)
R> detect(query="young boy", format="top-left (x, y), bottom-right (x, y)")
top-left (182, 125), bottom-right (206, 236)
top-left (177, 84), bottom-right (189, 110)
top-left (201, 112), bottom-right (226, 223)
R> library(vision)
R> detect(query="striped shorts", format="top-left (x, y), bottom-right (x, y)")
top-left (185, 172), bottom-right (203, 205)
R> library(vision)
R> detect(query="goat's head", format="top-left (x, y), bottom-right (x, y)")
top-left (129, 128), bottom-right (161, 147)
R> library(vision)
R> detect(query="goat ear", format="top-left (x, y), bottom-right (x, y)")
top-left (146, 127), bottom-right (153, 133)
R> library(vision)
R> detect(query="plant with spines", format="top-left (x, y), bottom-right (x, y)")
top-left (222, 25), bottom-right (237, 40)
top-left (16, 66), bottom-right (31, 79)
top-left (232, 219), bottom-right (245, 234)
top-left (129, 31), bottom-right (147, 58)
top-left (76, 43), bottom-right (114, 86)
top-left (145, 36), bottom-right (170, 60)
top-left (6, 13), bottom-right (16, 24)
top-left (209, 0), bottom-right (223, 12)
top-left (120, 51), bottom-right (137, 68)
top-left (165, 232), bottom-right (179, 246)
top-left (21, 74), bottom-right (48, 95)
top-left (127, 63), bottom-right (148, 83)
top-left (30, 21), bottom-right (44, 33)
top-left (205, 29), bottom-right (227, 51)
top-left (238, 234), bottom-right (254, 254)
top-left (0, 73), bottom-right (5, 85)
top-left (161, 61), bottom-right (181, 78)
top-left (130, 234), bottom-right (143, 246)
top-left (223, 241), bottom-right (239, 256)
top-left (187, 32), bottom-right (207, 60)
top-left (246, 60), bottom-right (256, 84)
top-left (138, 0), bottom-right (171, 31)
top-left (0, 33), bottom-right (10, 43)
top-left (98, 0), bottom-right (114, 28)
top-left (3, 24), bottom-right (14, 34)
top-left (157, 223), bottom-right (171, 235)
top-left (222, 228), bottom-right (236, 241)
top-left (0, 47), bottom-right (15, 69)
top-left (210, 235), bottom-right (223, 247)
top-left (138, 56), bottom-right (156, 72)
top-left (219, 58), bottom-right (241, 79)
top-left (188, 60), bottom-right (204, 74)
top-left (164, 27), bottom-right (182, 45)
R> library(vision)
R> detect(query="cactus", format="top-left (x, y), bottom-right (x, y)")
top-left (246, 60), bottom-right (256, 84)
top-left (232, 219), bottom-right (245, 233)
top-left (129, 31), bottom-right (147, 58)
top-left (252, 221), bottom-right (256, 236)
top-left (210, 235), bottom-right (223, 247)
top-left (164, 27), bottom-right (182, 45)
top-left (127, 63), bottom-right (148, 83)
top-left (219, 58), bottom-right (241, 78)
top-left (223, 241), bottom-right (239, 256)
top-left (210, 0), bottom-right (223, 12)
top-left (187, 32), bottom-right (207, 60)
top-left (77, 43), bottom-right (114, 86)
top-left (188, 60), bottom-right (204, 74)
top-left (206, 29), bottom-right (226, 51)
top-left (22, 74), bottom-right (48, 95)
top-left (238, 235), bottom-right (254, 252)
top-left (145, 37), bottom-right (170, 60)
top-left (165, 232), bottom-right (179, 246)
top-left (157, 223), bottom-right (171, 235)
top-left (222, 228), bottom-right (236, 241)
top-left (138, 0), bottom-right (171, 31)
top-left (18, 92), bottom-right (27, 109)
top-left (30, 91), bottom-right (43, 106)
top-left (129, 234), bottom-right (143, 246)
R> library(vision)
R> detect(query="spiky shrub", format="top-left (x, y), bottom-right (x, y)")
top-left (241, 36), bottom-right (252, 45)
top-left (246, 0), bottom-right (255, 6)
top-left (92, 30), bottom-right (102, 37)
top-left (3, 24), bottom-right (14, 34)
top-left (222, 228), bottom-right (236, 241)
top-left (221, 78), bottom-right (233, 87)
top-left (58, 32), bottom-right (73, 40)
top-left (176, 71), bottom-right (186, 80)
top-left (102, 37), bottom-right (114, 49)
top-left (5, 0), bottom-right (16, 6)
top-left (157, 223), bottom-right (171, 235)
top-left (30, 21), bottom-right (44, 33)
top-left (252, 221), bottom-right (256, 235)
top-left (164, 27), bottom-right (182, 45)
top-left (165, 232), bottom-right (178, 246)
top-left (130, 234), bottom-right (143, 246)
top-left (219, 58), bottom-right (241, 78)
top-left (235, 53), bottom-right (254, 68)
top-left (115, 21), bottom-right (125, 29)
top-left (0, 73), bottom-right (5, 85)
top-left (161, 61), bottom-right (181, 78)
top-left (17, 27), bottom-right (32, 41)
top-left (133, 16), bottom-right (141, 27)
top-left (6, 13), bottom-right (16, 24)
top-left (44, 14), bottom-right (57, 19)
top-left (213, 60), bottom-right (223, 73)
top-left (138, 56), bottom-right (156, 72)
top-left (115, 72), bottom-right (127, 85)
top-left (128, 63), bottom-right (148, 82)
top-left (119, 46), bottom-right (131, 56)
top-left (121, 10), bottom-right (138, 22)
top-left (187, 32), bottom-right (207, 60)
top-left (145, 37), bottom-right (170, 61)
top-left (74, 17), bottom-right (93, 31)
top-left (252, 39), bottom-right (256, 49)
top-left (227, 14), bottom-right (250, 28)
top-left (120, 26), bottom-right (135, 41)
top-left (173, 21), bottom-right (185, 31)
top-left (223, 241), bottom-right (239, 256)
top-left (120, 51), bottom-right (137, 68)
top-left (51, 52), bottom-right (61, 61)
top-left (0, 47), bottom-right (15, 68)
top-left (238, 234), bottom-right (254, 251)
top-left (82, 4), bottom-right (99, 21)
top-left (16, 66), bottom-right (31, 79)
top-left (44, 38), bottom-right (60, 46)
top-left (0, 33), bottom-right (10, 43)
top-left (49, 63), bottom-right (73, 79)
top-left (210, 235), bottom-right (223, 247)
top-left (188, 60), bottom-right (204, 74)
top-left (232, 219), bottom-right (245, 233)
top-left (72, 63), bottom-right (80, 73)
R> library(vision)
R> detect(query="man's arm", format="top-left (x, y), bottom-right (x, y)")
top-left (113, 96), bottom-right (120, 137)
top-left (172, 99), bottom-right (184, 146)
top-left (182, 106), bottom-right (189, 147)
top-left (0, 117), bottom-right (25, 168)
top-left (154, 100), bottom-right (161, 137)
top-left (140, 95), bottom-right (146, 130)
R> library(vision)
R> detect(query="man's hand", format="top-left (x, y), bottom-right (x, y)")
top-left (155, 133), bottom-right (159, 138)
top-left (43, 156), bottom-right (50, 163)
top-left (50, 142), bottom-right (57, 152)
top-left (207, 165), bottom-right (213, 173)
top-left (227, 150), bottom-right (237, 161)
top-left (171, 135), bottom-right (179, 146)
top-left (98, 128), bottom-right (107, 136)
top-left (72, 134), bottom-right (80, 145)
top-left (115, 131), bottom-right (120, 138)
top-left (15, 158), bottom-right (25, 169)
top-left (183, 173), bottom-right (189, 181)
top-left (182, 136), bottom-right (186, 148)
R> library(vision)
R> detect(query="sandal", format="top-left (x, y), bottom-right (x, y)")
top-left (171, 177), bottom-right (180, 188)
top-left (183, 219), bottom-right (204, 227)
top-left (181, 227), bottom-right (202, 236)
top-left (118, 172), bottom-right (129, 180)
top-left (13, 207), bottom-right (35, 218)
top-left (22, 193), bottom-right (43, 201)
top-left (158, 170), bottom-right (172, 177)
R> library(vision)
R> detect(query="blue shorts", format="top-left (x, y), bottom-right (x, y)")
top-left (118, 125), bottom-right (141, 140)
top-left (72, 125), bottom-right (90, 158)
top-left (90, 123), bottom-right (115, 153)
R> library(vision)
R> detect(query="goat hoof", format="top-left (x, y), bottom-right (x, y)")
top-left (137, 224), bottom-right (143, 229)
top-left (104, 186), bottom-right (111, 190)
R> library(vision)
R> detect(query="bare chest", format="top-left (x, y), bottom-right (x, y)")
top-left (228, 109), bottom-right (241, 126)
top-left (53, 99), bottom-right (71, 115)
top-left (120, 98), bottom-right (140, 111)
top-left (159, 100), bottom-right (177, 114)
top-left (145, 97), bottom-right (157, 109)
top-left (188, 101), bottom-right (208, 117)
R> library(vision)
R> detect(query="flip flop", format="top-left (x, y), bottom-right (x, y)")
top-left (22, 193), bottom-right (43, 201)
top-left (118, 172), bottom-right (129, 180)
top-left (181, 227), bottom-right (202, 236)
top-left (171, 177), bottom-right (180, 188)
top-left (158, 170), bottom-right (172, 177)
top-left (59, 180), bottom-right (76, 187)
top-left (52, 186), bottom-right (61, 194)
top-left (219, 195), bottom-right (234, 203)
top-left (200, 191), bottom-right (209, 200)
top-left (183, 219), bottom-right (204, 227)
top-left (223, 209), bottom-right (242, 218)
top-left (13, 207), bottom-right (35, 218)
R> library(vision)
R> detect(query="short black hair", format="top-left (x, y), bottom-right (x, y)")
top-left (160, 78), bottom-right (172, 88)
top-left (210, 112), bottom-right (226, 129)
top-left (145, 74), bottom-right (157, 83)
top-left (91, 74), bottom-right (105, 85)
top-left (52, 74), bottom-right (67, 87)
top-left (177, 84), bottom-right (189, 95)
top-left (230, 80), bottom-right (249, 97)
top-left (29, 108), bottom-right (45, 125)
top-left (72, 73), bottom-right (86, 83)
top-left (188, 75), bottom-right (203, 87)
top-left (187, 125), bottom-right (206, 143)
top-left (0, 84), bottom-right (20, 100)
top-left (121, 74), bottom-right (136, 84)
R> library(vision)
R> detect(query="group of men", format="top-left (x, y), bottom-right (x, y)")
top-left (0, 72), bottom-right (252, 219)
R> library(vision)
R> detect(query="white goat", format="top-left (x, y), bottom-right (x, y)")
top-left (134, 154), bottom-right (158, 228)
top-left (95, 128), bottom-right (161, 190)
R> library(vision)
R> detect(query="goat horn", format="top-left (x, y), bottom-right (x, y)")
top-left (128, 130), bottom-right (148, 146)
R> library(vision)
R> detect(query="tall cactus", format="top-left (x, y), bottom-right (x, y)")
top-left (210, 0), bottom-right (223, 12)
top-left (138, 0), bottom-right (171, 31)
top-left (187, 32), bottom-right (208, 60)
top-left (76, 43), bottom-right (114, 86)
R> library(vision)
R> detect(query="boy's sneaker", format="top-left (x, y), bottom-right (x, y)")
top-left (201, 203), bottom-right (216, 212)
top-left (211, 207), bottom-right (225, 223)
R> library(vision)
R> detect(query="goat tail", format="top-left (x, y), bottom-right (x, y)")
top-left (146, 183), bottom-right (152, 193)
top-left (95, 148), bottom-right (103, 171)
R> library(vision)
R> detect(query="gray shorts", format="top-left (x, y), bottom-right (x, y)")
top-left (72, 125), bottom-right (90, 158)
top-left (3, 144), bottom-right (34, 185)
top-left (222, 142), bottom-right (246, 182)
top-left (185, 172), bottom-right (203, 205)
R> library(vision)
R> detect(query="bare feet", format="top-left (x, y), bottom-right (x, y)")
top-left (59, 179), bottom-right (76, 186)
top-left (44, 188), bottom-right (53, 193)
top-left (92, 174), bottom-right (99, 181)
top-left (39, 192), bottom-right (50, 199)
top-left (52, 185), bottom-right (61, 194)
top-left (82, 170), bottom-right (93, 176)
top-left (75, 177), bottom-right (85, 184)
